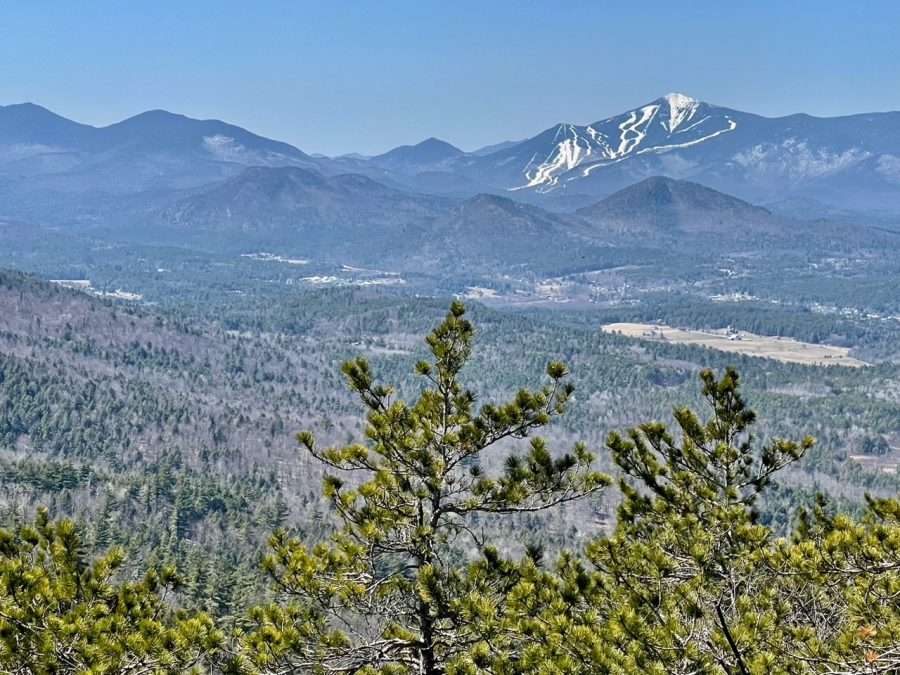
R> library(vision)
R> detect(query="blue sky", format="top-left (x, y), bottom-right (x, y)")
top-left (1, 1), bottom-right (899, 155)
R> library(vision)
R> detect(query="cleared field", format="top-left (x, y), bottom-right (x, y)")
top-left (601, 322), bottom-right (869, 367)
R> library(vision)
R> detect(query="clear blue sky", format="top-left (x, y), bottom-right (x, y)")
top-left (2, 1), bottom-right (899, 156)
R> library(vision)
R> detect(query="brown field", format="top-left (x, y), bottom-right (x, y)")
top-left (601, 322), bottom-right (869, 368)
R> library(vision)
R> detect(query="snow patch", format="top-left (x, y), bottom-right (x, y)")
top-left (50, 279), bottom-right (142, 301)
top-left (301, 275), bottom-right (340, 285)
top-left (582, 117), bottom-right (737, 177)
top-left (876, 154), bottom-right (900, 183)
top-left (203, 135), bottom-right (243, 159)
top-left (662, 93), bottom-right (700, 133)
top-left (203, 135), bottom-right (296, 166)
top-left (523, 125), bottom-right (595, 189)
top-left (635, 118), bottom-right (737, 154)
top-left (300, 274), bottom-right (405, 287)
top-left (341, 264), bottom-right (399, 276)
top-left (0, 143), bottom-right (67, 160)
top-left (732, 139), bottom-right (870, 179)
top-left (617, 105), bottom-right (659, 155)
top-left (464, 286), bottom-right (499, 299)
top-left (242, 252), bottom-right (310, 265)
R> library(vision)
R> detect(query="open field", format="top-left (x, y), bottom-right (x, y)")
top-left (601, 322), bottom-right (869, 367)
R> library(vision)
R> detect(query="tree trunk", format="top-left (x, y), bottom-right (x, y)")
top-left (419, 594), bottom-right (439, 675)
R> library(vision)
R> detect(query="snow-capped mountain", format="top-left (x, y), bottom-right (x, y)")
top-left (2, 95), bottom-right (900, 227)
top-left (513, 93), bottom-right (737, 191)
top-left (444, 93), bottom-right (900, 210)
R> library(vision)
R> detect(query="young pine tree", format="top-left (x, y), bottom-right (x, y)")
top-left (243, 301), bottom-right (608, 674)
top-left (483, 368), bottom-right (814, 674)
top-left (0, 508), bottom-right (222, 673)
top-left (587, 367), bottom-right (813, 673)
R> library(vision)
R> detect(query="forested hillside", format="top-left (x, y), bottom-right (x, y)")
top-left (2, 302), bottom-right (900, 673)
top-left (1, 270), bottom-right (899, 624)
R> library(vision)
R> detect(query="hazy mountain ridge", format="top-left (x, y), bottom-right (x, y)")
top-left (0, 103), bottom-right (323, 217)
top-left (151, 165), bottom-right (448, 260)
top-left (415, 193), bottom-right (599, 272)
top-left (1, 96), bottom-right (899, 274)
top-left (3, 95), bottom-right (900, 217)
top-left (369, 137), bottom-right (465, 173)
top-left (0, 103), bottom-right (314, 163)
top-left (150, 167), bottom-right (594, 272)
top-left (148, 167), bottom-right (881, 277)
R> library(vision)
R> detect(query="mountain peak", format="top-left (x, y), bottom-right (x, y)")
top-left (372, 136), bottom-right (464, 169)
top-left (418, 137), bottom-right (459, 149)
top-left (3, 101), bottom-right (52, 113)
top-left (660, 92), bottom-right (698, 107)
top-left (0, 101), bottom-right (98, 146)
top-left (0, 101), bottom-right (83, 123)
top-left (656, 93), bottom-right (703, 132)
top-left (122, 108), bottom-right (186, 120)
top-left (95, 109), bottom-right (312, 162)
top-left (624, 175), bottom-right (680, 201)
top-left (577, 176), bottom-right (774, 234)
top-left (110, 109), bottom-right (202, 131)
top-left (502, 92), bottom-right (740, 191)
top-left (595, 175), bottom-right (758, 209)
top-left (411, 137), bottom-right (464, 158)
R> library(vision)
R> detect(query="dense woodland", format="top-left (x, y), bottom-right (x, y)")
top-left (0, 268), bottom-right (899, 625)
top-left (2, 301), bottom-right (900, 673)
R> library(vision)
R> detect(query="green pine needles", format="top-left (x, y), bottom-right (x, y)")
top-left (0, 508), bottom-right (222, 673)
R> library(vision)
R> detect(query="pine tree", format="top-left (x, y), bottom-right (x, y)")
top-left (761, 494), bottom-right (900, 672)
top-left (0, 508), bottom-right (222, 673)
top-left (586, 367), bottom-right (813, 672)
top-left (473, 368), bottom-right (815, 673)
top-left (242, 302), bottom-right (608, 674)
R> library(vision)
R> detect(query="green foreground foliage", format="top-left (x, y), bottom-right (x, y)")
top-left (3, 303), bottom-right (900, 673)
top-left (0, 509), bottom-right (222, 673)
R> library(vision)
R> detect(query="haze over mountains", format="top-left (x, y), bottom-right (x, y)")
top-left (1, 93), bottom-right (899, 276)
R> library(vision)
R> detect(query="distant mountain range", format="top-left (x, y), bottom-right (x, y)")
top-left (0, 102), bottom-right (312, 166)
top-left (0, 103), bottom-right (316, 195)
top-left (369, 137), bottom-right (464, 173)
top-left (2, 94), bottom-right (900, 213)
top-left (151, 166), bottom-right (446, 259)
top-left (149, 165), bottom-right (586, 270)
top-left (0, 95), bottom-right (899, 276)
top-left (142, 166), bottom-right (864, 274)
top-left (382, 93), bottom-right (900, 211)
